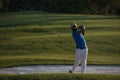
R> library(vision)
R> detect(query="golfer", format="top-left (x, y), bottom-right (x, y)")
top-left (69, 23), bottom-right (88, 73)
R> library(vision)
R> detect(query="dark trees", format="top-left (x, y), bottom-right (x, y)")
top-left (0, 0), bottom-right (119, 15)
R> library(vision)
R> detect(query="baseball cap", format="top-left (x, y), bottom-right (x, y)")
top-left (71, 22), bottom-right (77, 27)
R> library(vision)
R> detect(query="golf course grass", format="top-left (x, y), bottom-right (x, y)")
top-left (0, 11), bottom-right (120, 68)
top-left (0, 11), bottom-right (120, 79)
top-left (0, 74), bottom-right (120, 80)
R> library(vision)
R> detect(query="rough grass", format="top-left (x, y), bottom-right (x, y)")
top-left (0, 11), bottom-right (120, 68)
top-left (0, 74), bottom-right (120, 80)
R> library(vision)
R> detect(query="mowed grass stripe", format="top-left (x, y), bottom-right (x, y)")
top-left (0, 55), bottom-right (119, 68)
top-left (0, 11), bottom-right (120, 27)
top-left (13, 31), bottom-right (120, 40)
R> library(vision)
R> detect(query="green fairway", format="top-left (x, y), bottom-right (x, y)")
top-left (0, 74), bottom-right (120, 80)
top-left (0, 11), bottom-right (120, 68)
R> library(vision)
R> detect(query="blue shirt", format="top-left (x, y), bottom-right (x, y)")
top-left (72, 30), bottom-right (87, 48)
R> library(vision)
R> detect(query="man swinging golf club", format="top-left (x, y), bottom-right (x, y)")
top-left (69, 23), bottom-right (88, 73)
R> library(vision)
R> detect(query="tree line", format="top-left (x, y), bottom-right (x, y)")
top-left (0, 0), bottom-right (120, 15)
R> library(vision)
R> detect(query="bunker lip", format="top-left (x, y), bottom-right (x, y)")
top-left (0, 65), bottom-right (120, 74)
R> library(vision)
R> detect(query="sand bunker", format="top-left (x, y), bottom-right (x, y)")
top-left (0, 65), bottom-right (120, 74)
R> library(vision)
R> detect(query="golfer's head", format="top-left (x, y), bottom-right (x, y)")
top-left (71, 22), bottom-right (77, 30)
